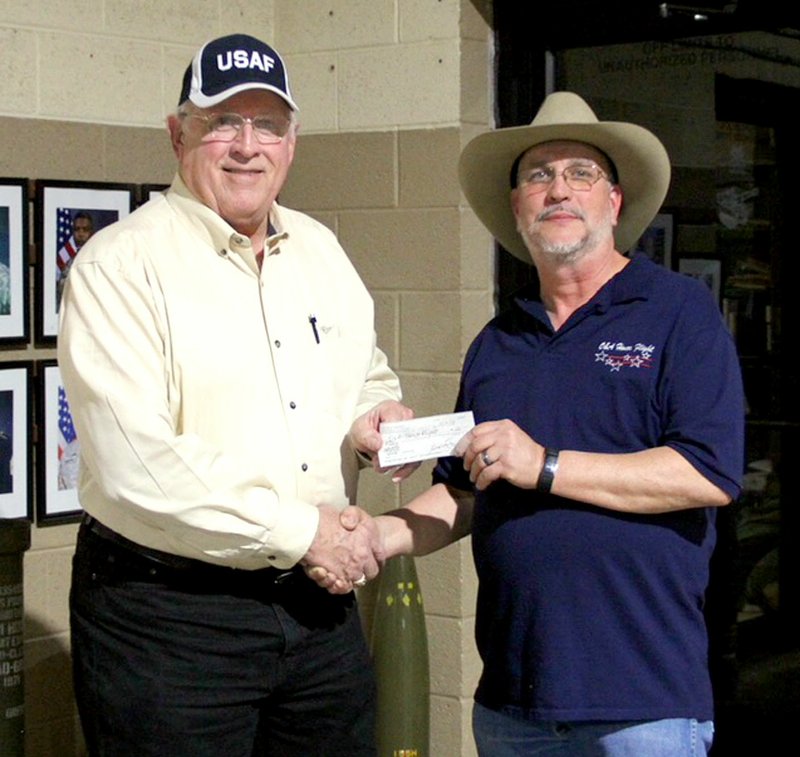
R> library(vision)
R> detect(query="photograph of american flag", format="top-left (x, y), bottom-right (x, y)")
top-left (56, 208), bottom-right (78, 272)
top-left (57, 384), bottom-right (80, 491)
top-left (58, 385), bottom-right (76, 455)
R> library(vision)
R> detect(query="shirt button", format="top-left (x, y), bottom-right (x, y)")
top-left (274, 340), bottom-right (281, 348)
top-left (289, 401), bottom-right (296, 409)
top-left (301, 463), bottom-right (308, 472)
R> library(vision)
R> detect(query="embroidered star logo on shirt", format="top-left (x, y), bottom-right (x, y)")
top-left (595, 341), bottom-right (656, 372)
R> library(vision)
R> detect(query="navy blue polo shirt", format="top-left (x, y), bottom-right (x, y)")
top-left (434, 254), bottom-right (745, 722)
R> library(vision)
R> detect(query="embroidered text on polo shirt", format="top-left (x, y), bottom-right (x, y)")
top-left (595, 340), bottom-right (656, 372)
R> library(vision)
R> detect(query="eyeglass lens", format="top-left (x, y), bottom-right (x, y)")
top-left (519, 164), bottom-right (605, 193)
top-left (190, 113), bottom-right (289, 144)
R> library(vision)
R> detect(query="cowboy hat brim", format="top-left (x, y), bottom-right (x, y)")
top-left (458, 94), bottom-right (671, 263)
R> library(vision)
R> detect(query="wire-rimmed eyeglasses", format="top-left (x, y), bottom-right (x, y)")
top-left (180, 112), bottom-right (291, 145)
top-left (517, 163), bottom-right (611, 194)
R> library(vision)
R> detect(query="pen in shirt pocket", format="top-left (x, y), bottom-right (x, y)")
top-left (309, 314), bottom-right (320, 344)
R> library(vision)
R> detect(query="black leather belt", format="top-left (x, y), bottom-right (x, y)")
top-left (80, 513), bottom-right (300, 590)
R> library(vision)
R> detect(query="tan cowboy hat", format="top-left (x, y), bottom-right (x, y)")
top-left (458, 91), bottom-right (671, 262)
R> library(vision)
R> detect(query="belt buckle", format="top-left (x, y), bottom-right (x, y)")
top-left (273, 570), bottom-right (296, 585)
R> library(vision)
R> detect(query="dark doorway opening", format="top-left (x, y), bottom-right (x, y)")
top-left (491, 4), bottom-right (800, 754)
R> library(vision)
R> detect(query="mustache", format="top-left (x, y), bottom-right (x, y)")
top-left (535, 205), bottom-right (586, 223)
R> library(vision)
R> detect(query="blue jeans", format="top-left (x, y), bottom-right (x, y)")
top-left (473, 702), bottom-right (714, 756)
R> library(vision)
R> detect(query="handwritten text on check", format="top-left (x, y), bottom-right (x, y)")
top-left (377, 411), bottom-right (475, 468)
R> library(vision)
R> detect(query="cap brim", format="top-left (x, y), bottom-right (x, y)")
top-left (188, 82), bottom-right (299, 111)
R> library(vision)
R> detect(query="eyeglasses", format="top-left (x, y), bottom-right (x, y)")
top-left (181, 112), bottom-right (291, 145)
top-left (517, 163), bottom-right (610, 193)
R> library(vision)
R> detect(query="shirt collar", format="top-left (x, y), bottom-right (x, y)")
top-left (265, 208), bottom-right (289, 254)
top-left (165, 174), bottom-right (289, 260)
top-left (512, 254), bottom-right (652, 321)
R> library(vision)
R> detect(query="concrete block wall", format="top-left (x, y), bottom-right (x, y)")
top-left (0, 2), bottom-right (494, 754)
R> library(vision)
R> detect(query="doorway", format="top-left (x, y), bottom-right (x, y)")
top-left (492, 3), bottom-right (800, 754)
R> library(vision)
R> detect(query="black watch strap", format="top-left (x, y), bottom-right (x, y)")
top-left (537, 448), bottom-right (560, 493)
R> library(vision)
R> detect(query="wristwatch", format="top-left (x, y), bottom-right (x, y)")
top-left (536, 448), bottom-right (560, 493)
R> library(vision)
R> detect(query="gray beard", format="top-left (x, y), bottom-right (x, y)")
top-left (533, 233), bottom-right (595, 264)
top-left (519, 207), bottom-right (615, 265)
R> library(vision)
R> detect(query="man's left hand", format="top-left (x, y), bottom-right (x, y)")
top-left (462, 419), bottom-right (544, 490)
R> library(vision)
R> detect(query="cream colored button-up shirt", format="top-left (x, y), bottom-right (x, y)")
top-left (57, 176), bottom-right (401, 570)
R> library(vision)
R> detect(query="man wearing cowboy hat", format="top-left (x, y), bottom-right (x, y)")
top-left (363, 92), bottom-right (745, 754)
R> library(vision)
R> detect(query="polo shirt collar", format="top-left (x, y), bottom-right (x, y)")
top-left (512, 254), bottom-right (652, 327)
top-left (514, 255), bottom-right (652, 313)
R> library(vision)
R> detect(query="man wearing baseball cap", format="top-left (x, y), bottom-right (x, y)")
top-left (363, 92), bottom-right (745, 754)
top-left (59, 34), bottom-right (412, 756)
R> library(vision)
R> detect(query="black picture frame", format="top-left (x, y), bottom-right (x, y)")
top-left (631, 212), bottom-right (675, 270)
top-left (34, 179), bottom-right (136, 344)
top-left (0, 178), bottom-right (30, 345)
top-left (0, 361), bottom-right (33, 521)
top-left (35, 359), bottom-right (82, 524)
top-left (138, 183), bottom-right (169, 206)
top-left (679, 256), bottom-right (723, 304)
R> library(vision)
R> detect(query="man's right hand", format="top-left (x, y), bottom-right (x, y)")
top-left (301, 505), bottom-right (384, 594)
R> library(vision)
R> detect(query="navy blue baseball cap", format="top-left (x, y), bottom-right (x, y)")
top-left (178, 34), bottom-right (298, 111)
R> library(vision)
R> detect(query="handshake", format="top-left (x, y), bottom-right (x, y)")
top-left (301, 504), bottom-right (390, 594)
top-left (298, 400), bottom-right (513, 593)
top-left (298, 398), bottom-right (420, 594)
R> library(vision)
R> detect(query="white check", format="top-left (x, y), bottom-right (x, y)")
top-left (377, 411), bottom-right (475, 468)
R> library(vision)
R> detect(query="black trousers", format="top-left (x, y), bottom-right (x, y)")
top-left (70, 520), bottom-right (377, 757)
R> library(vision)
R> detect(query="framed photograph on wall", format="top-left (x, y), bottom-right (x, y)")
top-left (0, 362), bottom-right (33, 521)
top-left (34, 179), bottom-right (136, 344)
top-left (139, 183), bottom-right (169, 205)
top-left (631, 212), bottom-right (674, 269)
top-left (679, 257), bottom-right (722, 304)
top-left (35, 360), bottom-right (82, 524)
top-left (0, 178), bottom-right (30, 345)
